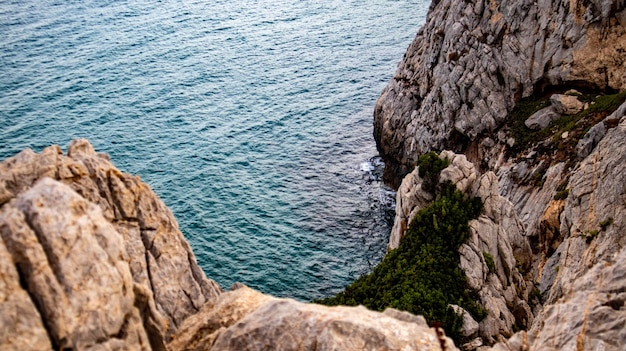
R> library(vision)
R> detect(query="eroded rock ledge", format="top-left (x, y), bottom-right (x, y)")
top-left (0, 139), bottom-right (457, 351)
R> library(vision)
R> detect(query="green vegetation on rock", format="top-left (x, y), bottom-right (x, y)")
top-left (317, 178), bottom-right (484, 343)
top-left (483, 252), bottom-right (495, 273)
top-left (417, 152), bottom-right (450, 194)
top-left (508, 91), bottom-right (626, 156)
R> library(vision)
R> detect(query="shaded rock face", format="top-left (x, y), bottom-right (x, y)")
top-left (0, 139), bottom-right (222, 349)
top-left (171, 285), bottom-right (459, 351)
top-left (374, 0), bottom-right (626, 186)
top-left (389, 151), bottom-right (533, 347)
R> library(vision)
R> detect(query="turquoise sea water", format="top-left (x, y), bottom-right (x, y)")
top-left (0, 0), bottom-right (428, 300)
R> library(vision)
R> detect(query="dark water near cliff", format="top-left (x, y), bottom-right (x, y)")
top-left (0, 0), bottom-right (428, 300)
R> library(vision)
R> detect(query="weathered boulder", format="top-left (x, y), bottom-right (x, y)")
top-left (0, 139), bottom-right (222, 349)
top-left (549, 94), bottom-right (584, 115)
top-left (373, 0), bottom-right (626, 185)
top-left (0, 178), bottom-right (151, 350)
top-left (524, 106), bottom-right (560, 130)
top-left (171, 285), bottom-right (459, 351)
top-left (0, 220), bottom-right (51, 351)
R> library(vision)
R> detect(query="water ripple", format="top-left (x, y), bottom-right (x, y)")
top-left (0, 0), bottom-right (429, 300)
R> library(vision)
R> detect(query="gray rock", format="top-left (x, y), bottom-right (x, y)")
top-left (576, 100), bottom-right (626, 159)
top-left (490, 247), bottom-right (626, 351)
top-left (576, 119), bottom-right (607, 159)
top-left (524, 106), bottom-right (560, 130)
top-left (550, 94), bottom-right (585, 115)
top-left (548, 113), bottom-right (626, 304)
top-left (388, 165), bottom-right (433, 250)
top-left (373, 0), bottom-right (626, 185)
top-left (450, 305), bottom-right (480, 338)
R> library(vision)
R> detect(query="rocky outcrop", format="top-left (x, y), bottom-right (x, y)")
top-left (373, 0), bottom-right (626, 185)
top-left (389, 125), bottom-right (626, 349)
top-left (171, 285), bottom-right (458, 351)
top-left (540, 111), bottom-right (626, 304)
top-left (491, 245), bottom-right (626, 351)
top-left (389, 151), bottom-right (533, 347)
top-left (0, 139), bottom-right (222, 349)
top-left (375, 0), bottom-right (626, 347)
top-left (1, 179), bottom-right (151, 350)
top-left (0, 140), bottom-right (458, 350)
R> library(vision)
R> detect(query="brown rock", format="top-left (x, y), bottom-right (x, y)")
top-left (0, 139), bottom-right (222, 349)
top-left (550, 94), bottom-right (584, 115)
top-left (0, 178), bottom-right (150, 350)
top-left (172, 286), bottom-right (459, 351)
top-left (0, 226), bottom-right (51, 351)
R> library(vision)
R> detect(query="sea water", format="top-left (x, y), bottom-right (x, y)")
top-left (0, 0), bottom-right (429, 300)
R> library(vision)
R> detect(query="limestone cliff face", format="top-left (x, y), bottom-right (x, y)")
top-left (374, 0), bottom-right (626, 186)
top-left (0, 140), bottom-right (457, 351)
top-left (379, 0), bottom-right (626, 348)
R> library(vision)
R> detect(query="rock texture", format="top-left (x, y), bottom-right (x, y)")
top-left (171, 285), bottom-right (459, 351)
top-left (376, 0), bottom-right (626, 347)
top-left (389, 131), bottom-right (626, 350)
top-left (374, 0), bottom-right (626, 185)
top-left (389, 151), bottom-right (533, 347)
top-left (491, 246), bottom-right (626, 351)
top-left (0, 140), bottom-right (459, 351)
top-left (0, 218), bottom-right (52, 351)
top-left (524, 106), bottom-right (560, 130)
top-left (541, 111), bottom-right (626, 305)
top-left (1, 179), bottom-right (151, 350)
top-left (0, 139), bottom-right (222, 349)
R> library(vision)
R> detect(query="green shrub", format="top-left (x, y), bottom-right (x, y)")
top-left (483, 252), bottom-right (495, 273)
top-left (553, 188), bottom-right (569, 200)
top-left (416, 152), bottom-right (450, 194)
top-left (584, 229), bottom-right (599, 243)
top-left (316, 181), bottom-right (484, 344)
top-left (507, 91), bottom-right (626, 155)
top-left (600, 217), bottom-right (614, 230)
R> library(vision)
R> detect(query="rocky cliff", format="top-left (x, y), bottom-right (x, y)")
top-left (374, 0), bottom-right (626, 187)
top-left (0, 139), bottom-right (458, 351)
top-left (380, 0), bottom-right (626, 349)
